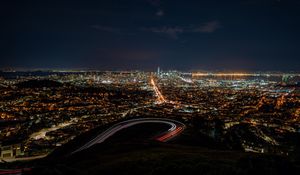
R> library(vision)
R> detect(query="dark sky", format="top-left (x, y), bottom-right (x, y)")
top-left (1, 0), bottom-right (300, 71)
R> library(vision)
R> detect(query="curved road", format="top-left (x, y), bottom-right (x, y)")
top-left (71, 118), bottom-right (185, 154)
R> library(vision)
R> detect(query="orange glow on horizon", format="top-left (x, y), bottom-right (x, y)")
top-left (192, 72), bottom-right (255, 77)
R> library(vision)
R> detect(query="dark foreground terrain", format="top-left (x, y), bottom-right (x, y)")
top-left (2, 122), bottom-right (300, 175)
top-left (13, 142), bottom-right (299, 175)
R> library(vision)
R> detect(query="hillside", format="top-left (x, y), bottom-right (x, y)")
top-left (27, 142), bottom-right (300, 175)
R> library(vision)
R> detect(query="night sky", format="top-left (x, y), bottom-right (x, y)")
top-left (1, 0), bottom-right (300, 71)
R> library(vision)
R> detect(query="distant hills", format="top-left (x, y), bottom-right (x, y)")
top-left (16, 80), bottom-right (63, 88)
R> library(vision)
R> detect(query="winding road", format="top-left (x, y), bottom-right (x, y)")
top-left (71, 118), bottom-right (185, 154)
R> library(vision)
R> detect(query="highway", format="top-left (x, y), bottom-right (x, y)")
top-left (71, 118), bottom-right (185, 154)
top-left (150, 77), bottom-right (166, 103)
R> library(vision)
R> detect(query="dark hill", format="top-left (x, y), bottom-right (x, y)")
top-left (16, 79), bottom-right (63, 88)
top-left (26, 142), bottom-right (299, 175)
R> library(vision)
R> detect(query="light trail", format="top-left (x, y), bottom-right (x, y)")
top-left (0, 168), bottom-right (32, 175)
top-left (156, 126), bottom-right (183, 142)
top-left (71, 118), bottom-right (185, 154)
top-left (150, 77), bottom-right (166, 103)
